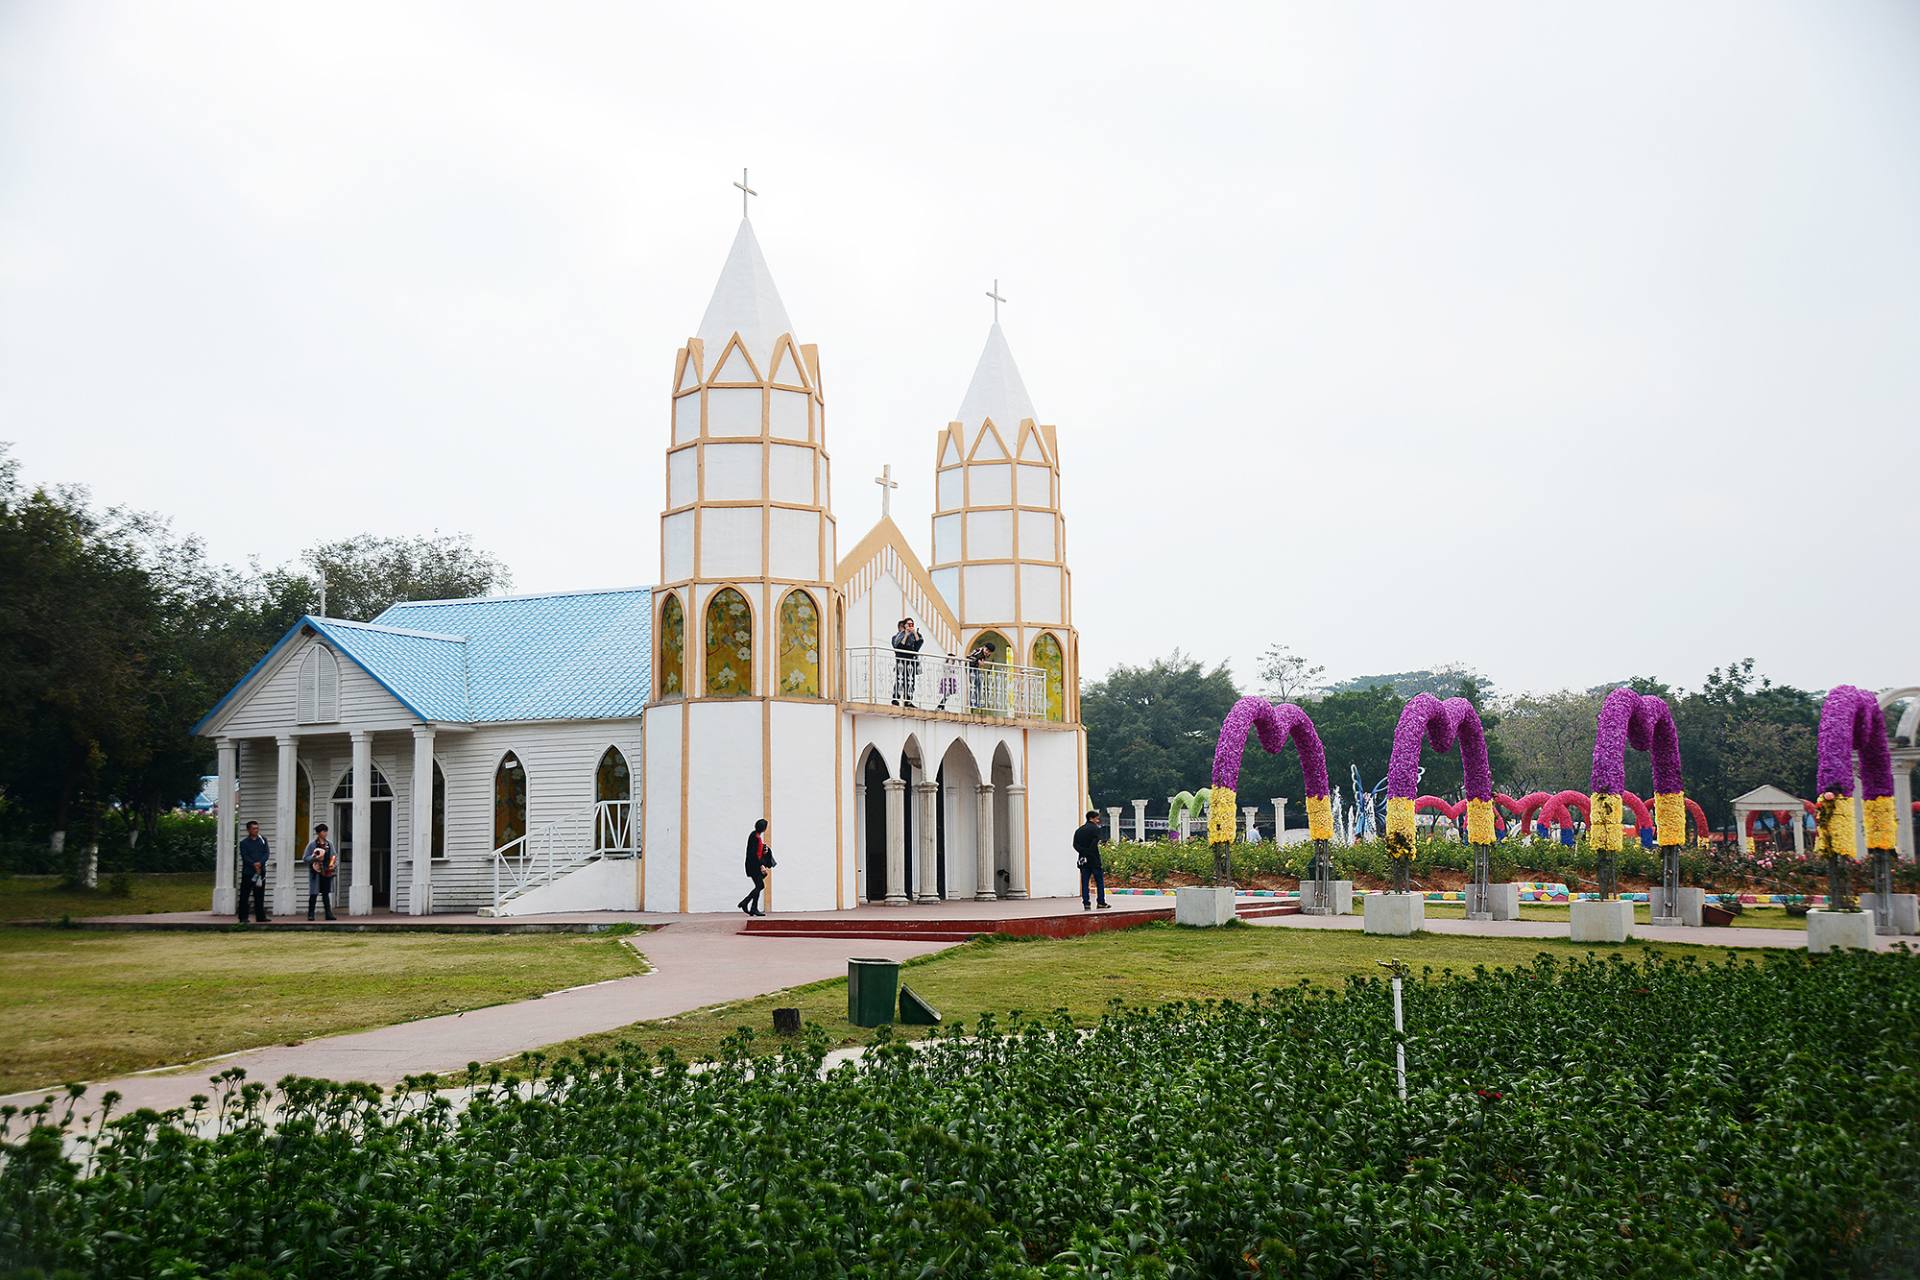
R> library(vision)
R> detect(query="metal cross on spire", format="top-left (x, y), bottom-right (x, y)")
top-left (985, 278), bottom-right (1006, 323)
top-left (733, 167), bottom-right (757, 219)
top-left (874, 464), bottom-right (899, 518)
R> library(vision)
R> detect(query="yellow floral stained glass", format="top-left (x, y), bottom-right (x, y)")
top-left (705, 588), bottom-right (754, 695)
top-left (778, 590), bottom-right (821, 697)
top-left (1031, 632), bottom-right (1065, 721)
top-left (658, 596), bottom-right (685, 697)
top-left (494, 753), bottom-right (527, 849)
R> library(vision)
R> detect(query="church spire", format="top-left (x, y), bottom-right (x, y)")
top-left (695, 218), bottom-right (796, 368)
top-left (956, 321), bottom-right (1036, 431)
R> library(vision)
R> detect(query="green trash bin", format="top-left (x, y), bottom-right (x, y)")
top-left (847, 957), bottom-right (900, 1027)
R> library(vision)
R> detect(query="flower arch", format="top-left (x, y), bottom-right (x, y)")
top-left (1814, 685), bottom-right (1897, 858)
top-left (1385, 695), bottom-right (1494, 859)
top-left (1206, 697), bottom-right (1332, 888)
top-left (1587, 688), bottom-right (1686, 855)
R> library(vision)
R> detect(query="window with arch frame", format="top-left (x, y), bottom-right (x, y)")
top-left (298, 646), bottom-right (339, 723)
top-left (705, 588), bottom-right (753, 695)
top-left (494, 752), bottom-right (528, 850)
top-left (658, 595), bottom-right (686, 697)
top-left (1030, 632), bottom-right (1066, 721)
top-left (777, 589), bottom-right (821, 697)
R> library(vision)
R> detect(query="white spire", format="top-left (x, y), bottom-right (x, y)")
top-left (695, 219), bottom-right (795, 364)
top-left (956, 321), bottom-right (1035, 428)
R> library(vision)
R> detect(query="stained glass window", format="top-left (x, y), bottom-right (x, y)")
top-left (494, 752), bottom-right (528, 850)
top-left (705, 588), bottom-right (754, 695)
top-left (658, 595), bottom-right (685, 697)
top-left (1031, 632), bottom-right (1066, 722)
top-left (777, 590), bottom-right (821, 697)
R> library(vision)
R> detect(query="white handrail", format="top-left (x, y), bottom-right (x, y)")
top-left (490, 799), bottom-right (637, 910)
top-left (844, 647), bottom-right (1049, 719)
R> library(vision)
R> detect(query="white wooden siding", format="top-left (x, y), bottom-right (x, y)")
top-left (216, 635), bottom-right (411, 736)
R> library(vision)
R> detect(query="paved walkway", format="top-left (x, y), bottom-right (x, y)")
top-left (0, 915), bottom-right (956, 1117)
top-left (1254, 911), bottom-right (1910, 951)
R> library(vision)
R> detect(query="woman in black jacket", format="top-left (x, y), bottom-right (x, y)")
top-left (738, 819), bottom-right (774, 916)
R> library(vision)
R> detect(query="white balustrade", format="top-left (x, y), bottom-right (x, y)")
top-left (844, 647), bottom-right (1048, 719)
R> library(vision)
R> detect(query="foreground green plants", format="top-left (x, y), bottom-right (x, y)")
top-left (4, 950), bottom-right (1918, 1277)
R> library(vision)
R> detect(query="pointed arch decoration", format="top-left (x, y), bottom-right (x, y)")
top-left (494, 752), bottom-right (528, 851)
top-left (777, 589), bottom-right (821, 696)
top-left (1385, 695), bottom-right (1494, 894)
top-left (1208, 696), bottom-right (1334, 886)
top-left (1588, 688), bottom-right (1687, 849)
top-left (595, 746), bottom-right (632, 853)
top-left (298, 646), bottom-right (340, 723)
top-left (658, 595), bottom-right (686, 697)
top-left (704, 588), bottom-right (754, 695)
top-left (1030, 633), bottom-right (1065, 721)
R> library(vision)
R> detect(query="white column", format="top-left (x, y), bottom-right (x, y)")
top-left (1893, 749), bottom-right (1918, 862)
top-left (974, 783), bottom-right (997, 900)
top-left (853, 783), bottom-right (868, 901)
top-left (349, 730), bottom-right (374, 916)
top-left (1106, 806), bottom-right (1122, 842)
top-left (1242, 806), bottom-right (1258, 841)
top-left (1005, 784), bottom-right (1028, 899)
top-left (883, 778), bottom-right (908, 905)
top-left (409, 725), bottom-right (435, 915)
top-left (1179, 810), bottom-right (1192, 843)
top-left (1131, 799), bottom-right (1147, 843)
top-left (1272, 798), bottom-right (1288, 842)
top-left (1791, 809), bottom-right (1806, 857)
top-left (273, 735), bottom-right (298, 916)
top-left (915, 780), bottom-right (941, 902)
top-left (212, 738), bottom-right (238, 915)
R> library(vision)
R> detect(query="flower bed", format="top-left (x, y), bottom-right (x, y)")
top-left (6, 951), bottom-right (1919, 1275)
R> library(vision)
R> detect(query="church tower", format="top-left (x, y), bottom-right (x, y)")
top-left (644, 217), bottom-right (846, 914)
top-left (927, 322), bottom-right (1079, 727)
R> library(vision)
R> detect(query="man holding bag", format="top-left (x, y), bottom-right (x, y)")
top-left (305, 824), bottom-right (339, 921)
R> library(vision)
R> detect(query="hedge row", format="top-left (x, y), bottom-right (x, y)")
top-left (5, 947), bottom-right (1918, 1276)
top-left (0, 813), bottom-right (214, 877)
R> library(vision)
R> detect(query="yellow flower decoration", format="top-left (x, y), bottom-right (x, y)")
top-left (1465, 798), bottom-right (1495, 846)
top-left (1653, 792), bottom-right (1686, 847)
top-left (1864, 795), bottom-right (1897, 852)
top-left (1207, 787), bottom-right (1237, 844)
top-left (1589, 792), bottom-right (1624, 853)
top-left (1815, 791), bottom-right (1858, 859)
top-left (1384, 796), bottom-right (1417, 861)
top-left (1305, 794), bottom-right (1334, 841)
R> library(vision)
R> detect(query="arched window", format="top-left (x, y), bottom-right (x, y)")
top-left (293, 762), bottom-right (312, 852)
top-left (971, 630), bottom-right (1011, 715)
top-left (595, 747), bottom-right (631, 852)
top-left (777, 589), bottom-right (820, 697)
top-left (658, 595), bottom-right (685, 697)
top-left (705, 588), bottom-right (753, 695)
top-left (1031, 633), bottom-right (1066, 722)
top-left (298, 646), bottom-right (339, 723)
top-left (431, 761), bottom-right (446, 860)
top-left (494, 752), bottom-right (528, 850)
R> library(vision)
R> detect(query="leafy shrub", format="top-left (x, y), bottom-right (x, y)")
top-left (0, 812), bottom-right (213, 876)
top-left (4, 948), bottom-right (1918, 1276)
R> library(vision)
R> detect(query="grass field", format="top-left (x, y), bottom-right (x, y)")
top-left (536, 920), bottom-right (1768, 1068)
top-left (0, 873), bottom-right (214, 922)
top-left (0, 926), bottom-right (646, 1094)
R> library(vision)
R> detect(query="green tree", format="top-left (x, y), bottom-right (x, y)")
top-left (1257, 644), bottom-right (1324, 702)
top-left (256, 532), bottom-right (512, 629)
top-left (1081, 652), bottom-right (1240, 811)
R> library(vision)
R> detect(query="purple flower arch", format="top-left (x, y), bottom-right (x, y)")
top-left (1386, 694), bottom-right (1493, 803)
top-left (1211, 698), bottom-right (1331, 796)
top-left (1816, 686), bottom-right (1894, 800)
top-left (1588, 688), bottom-right (1683, 796)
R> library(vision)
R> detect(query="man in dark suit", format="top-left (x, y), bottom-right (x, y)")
top-left (1073, 810), bottom-right (1110, 910)
top-left (237, 821), bottom-right (271, 923)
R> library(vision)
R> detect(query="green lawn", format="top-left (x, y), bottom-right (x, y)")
top-left (1420, 900), bottom-right (1806, 930)
top-left (0, 926), bottom-right (647, 1094)
top-left (0, 873), bottom-right (214, 921)
top-left (535, 921), bottom-right (1769, 1069)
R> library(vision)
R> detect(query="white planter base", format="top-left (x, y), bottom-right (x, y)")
top-left (1298, 880), bottom-right (1354, 915)
top-left (1484, 883), bottom-right (1521, 921)
top-left (1647, 886), bottom-right (1706, 926)
top-left (1363, 892), bottom-right (1424, 936)
top-left (1859, 893), bottom-right (1920, 936)
top-left (1570, 898), bottom-right (1635, 943)
top-left (1174, 885), bottom-right (1237, 927)
top-left (1808, 908), bottom-right (1875, 954)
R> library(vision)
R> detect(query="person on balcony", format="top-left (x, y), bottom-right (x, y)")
top-left (965, 641), bottom-right (993, 712)
top-left (738, 818), bottom-right (775, 916)
top-left (890, 618), bottom-right (923, 706)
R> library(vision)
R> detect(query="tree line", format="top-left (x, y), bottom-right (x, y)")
top-left (1083, 648), bottom-right (1845, 834)
top-left (0, 447), bottom-right (509, 870)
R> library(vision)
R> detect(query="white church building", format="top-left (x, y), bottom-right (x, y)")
top-left (195, 217), bottom-right (1088, 917)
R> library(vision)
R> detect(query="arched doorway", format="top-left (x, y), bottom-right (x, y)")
top-left (333, 765), bottom-right (396, 908)
top-left (595, 747), bottom-right (632, 853)
top-left (990, 742), bottom-right (1016, 897)
top-left (900, 738), bottom-right (925, 901)
top-left (861, 748), bottom-right (893, 902)
top-left (937, 739), bottom-right (983, 899)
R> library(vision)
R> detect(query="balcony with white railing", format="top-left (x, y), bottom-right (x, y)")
top-left (845, 647), bottom-right (1048, 719)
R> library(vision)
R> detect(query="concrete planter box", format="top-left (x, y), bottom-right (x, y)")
top-left (1570, 898), bottom-right (1634, 943)
top-left (1860, 893), bottom-right (1920, 936)
top-left (1297, 880), bottom-right (1354, 915)
top-left (1807, 908), bottom-right (1875, 954)
top-left (1647, 886), bottom-right (1706, 926)
top-left (1174, 885), bottom-right (1237, 927)
top-left (1363, 892), bottom-right (1424, 936)
top-left (1485, 883), bottom-right (1521, 921)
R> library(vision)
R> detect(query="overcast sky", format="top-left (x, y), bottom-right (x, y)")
top-left (4, 2), bottom-right (1917, 697)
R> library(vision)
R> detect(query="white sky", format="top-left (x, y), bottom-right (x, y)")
top-left (4, 2), bottom-right (1917, 696)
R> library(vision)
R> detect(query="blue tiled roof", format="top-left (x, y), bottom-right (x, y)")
top-left (194, 587), bottom-right (652, 733)
top-left (373, 587), bottom-right (652, 722)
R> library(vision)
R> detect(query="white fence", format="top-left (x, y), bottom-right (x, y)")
top-left (489, 799), bottom-right (636, 912)
top-left (845, 647), bottom-right (1048, 719)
